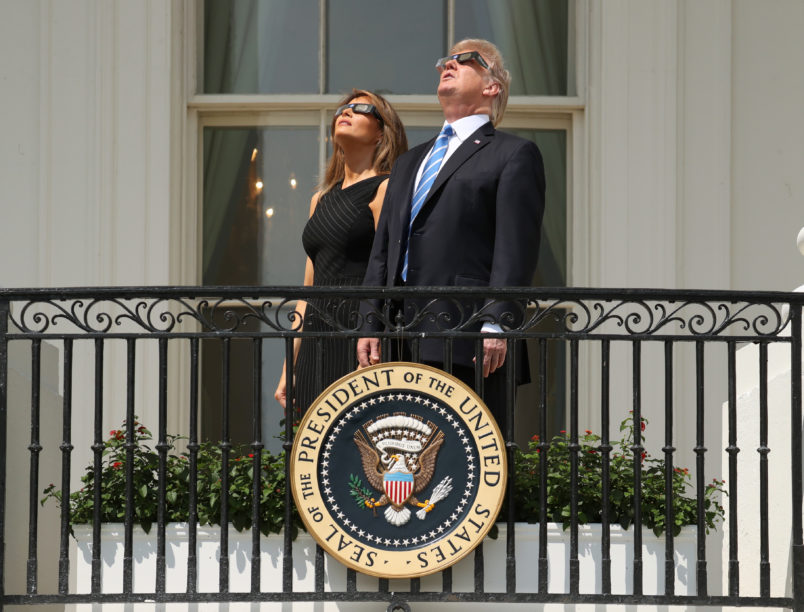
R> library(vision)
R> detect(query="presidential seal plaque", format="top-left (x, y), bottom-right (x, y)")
top-left (290, 362), bottom-right (506, 578)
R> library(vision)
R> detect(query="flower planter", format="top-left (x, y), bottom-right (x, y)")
top-left (72, 522), bottom-right (697, 600)
top-left (479, 522), bottom-right (697, 595)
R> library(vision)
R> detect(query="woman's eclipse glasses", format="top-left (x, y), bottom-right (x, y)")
top-left (334, 103), bottom-right (383, 127)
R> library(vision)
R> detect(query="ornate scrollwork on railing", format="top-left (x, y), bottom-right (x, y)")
top-left (6, 292), bottom-right (794, 339)
top-left (194, 297), bottom-right (280, 332)
top-left (516, 298), bottom-right (791, 337)
top-left (14, 298), bottom-right (116, 334)
top-left (10, 296), bottom-right (311, 335)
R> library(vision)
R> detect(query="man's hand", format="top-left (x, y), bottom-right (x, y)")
top-left (357, 338), bottom-right (382, 368)
top-left (476, 336), bottom-right (507, 377)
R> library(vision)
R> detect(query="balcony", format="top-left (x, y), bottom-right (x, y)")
top-left (0, 286), bottom-right (802, 610)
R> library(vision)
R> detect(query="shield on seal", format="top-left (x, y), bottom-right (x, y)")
top-left (383, 471), bottom-right (414, 506)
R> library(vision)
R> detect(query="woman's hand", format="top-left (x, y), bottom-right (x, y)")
top-left (275, 371), bottom-right (289, 408)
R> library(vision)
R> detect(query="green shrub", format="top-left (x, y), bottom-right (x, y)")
top-left (42, 419), bottom-right (301, 538)
top-left (510, 415), bottom-right (726, 537)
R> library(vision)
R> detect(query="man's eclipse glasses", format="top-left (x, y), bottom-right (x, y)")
top-left (436, 51), bottom-right (489, 71)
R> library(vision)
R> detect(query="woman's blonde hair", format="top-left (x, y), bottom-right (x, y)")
top-left (450, 39), bottom-right (511, 126)
top-left (319, 90), bottom-right (408, 194)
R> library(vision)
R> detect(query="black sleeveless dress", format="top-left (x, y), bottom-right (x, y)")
top-left (294, 175), bottom-right (387, 413)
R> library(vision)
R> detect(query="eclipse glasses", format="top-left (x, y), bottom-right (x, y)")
top-left (435, 50), bottom-right (489, 71)
top-left (334, 103), bottom-right (383, 127)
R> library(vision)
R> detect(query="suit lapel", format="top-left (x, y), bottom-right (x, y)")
top-left (396, 139), bottom-right (434, 228)
top-left (421, 122), bottom-right (494, 209)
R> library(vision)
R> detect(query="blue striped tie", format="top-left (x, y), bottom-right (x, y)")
top-left (401, 124), bottom-right (453, 281)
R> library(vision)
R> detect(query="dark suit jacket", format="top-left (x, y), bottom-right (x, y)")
top-left (361, 121), bottom-right (546, 367)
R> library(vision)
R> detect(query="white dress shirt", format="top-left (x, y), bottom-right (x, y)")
top-left (412, 114), bottom-right (490, 190)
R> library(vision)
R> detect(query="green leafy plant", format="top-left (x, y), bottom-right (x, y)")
top-left (42, 419), bottom-right (301, 538)
top-left (43, 415), bottom-right (724, 541)
top-left (511, 415), bottom-right (726, 537)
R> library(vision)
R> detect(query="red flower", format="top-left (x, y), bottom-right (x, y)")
top-left (584, 429), bottom-right (592, 435)
top-left (640, 451), bottom-right (647, 461)
top-left (112, 462), bottom-right (122, 469)
top-left (531, 434), bottom-right (539, 441)
top-left (559, 430), bottom-right (566, 434)
top-left (248, 453), bottom-right (254, 458)
top-left (588, 449), bottom-right (597, 454)
top-left (640, 422), bottom-right (646, 431)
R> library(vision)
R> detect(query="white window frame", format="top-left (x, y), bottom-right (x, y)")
top-left (173, 0), bottom-right (591, 440)
top-left (178, 0), bottom-right (589, 288)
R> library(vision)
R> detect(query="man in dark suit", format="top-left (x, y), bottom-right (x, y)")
top-left (357, 38), bottom-right (545, 426)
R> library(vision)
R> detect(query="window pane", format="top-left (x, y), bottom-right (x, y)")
top-left (404, 126), bottom-right (438, 149)
top-left (507, 128), bottom-right (567, 287)
top-left (202, 127), bottom-right (318, 285)
top-left (454, 0), bottom-right (571, 96)
top-left (509, 127), bottom-right (567, 447)
top-left (203, 0), bottom-right (320, 94)
top-left (202, 126), bottom-right (319, 448)
top-left (327, 0), bottom-right (446, 94)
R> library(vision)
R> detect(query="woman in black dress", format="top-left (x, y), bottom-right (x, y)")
top-left (274, 90), bottom-right (407, 413)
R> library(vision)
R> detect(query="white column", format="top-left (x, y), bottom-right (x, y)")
top-left (0, 0), bottom-right (189, 490)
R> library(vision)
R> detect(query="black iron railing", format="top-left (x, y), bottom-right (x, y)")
top-left (0, 286), bottom-right (802, 611)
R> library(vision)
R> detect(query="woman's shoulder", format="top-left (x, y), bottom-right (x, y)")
top-left (308, 190), bottom-right (322, 216)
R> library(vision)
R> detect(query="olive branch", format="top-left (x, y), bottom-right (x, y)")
top-left (349, 474), bottom-right (377, 516)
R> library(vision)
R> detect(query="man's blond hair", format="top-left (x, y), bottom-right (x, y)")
top-left (450, 38), bottom-right (510, 126)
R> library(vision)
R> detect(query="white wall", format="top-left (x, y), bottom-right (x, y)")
top-left (585, 1), bottom-right (734, 496)
top-left (0, 0), bottom-right (187, 523)
top-left (583, 3), bottom-right (803, 598)
top-left (731, 0), bottom-right (804, 291)
top-left (586, 0), bottom-right (803, 294)
top-left (0, 0), bottom-right (181, 288)
top-left (0, 0), bottom-right (41, 288)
